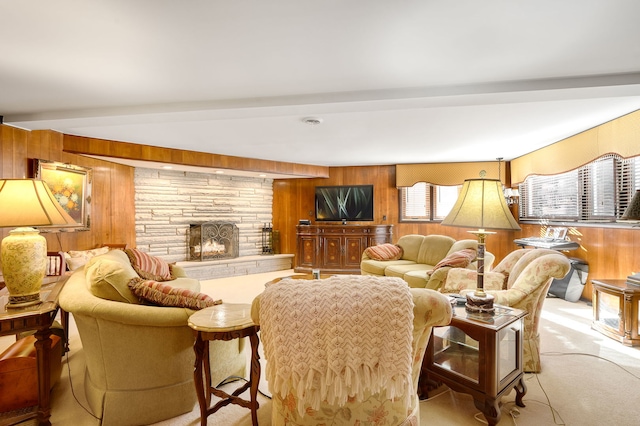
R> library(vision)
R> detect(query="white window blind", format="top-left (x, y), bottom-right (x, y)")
top-left (400, 182), bottom-right (431, 220)
top-left (400, 183), bottom-right (460, 221)
top-left (519, 154), bottom-right (640, 222)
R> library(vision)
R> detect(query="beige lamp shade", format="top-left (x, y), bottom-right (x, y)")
top-left (0, 179), bottom-right (76, 307)
top-left (621, 190), bottom-right (640, 221)
top-left (441, 178), bottom-right (521, 231)
top-left (0, 179), bottom-right (77, 227)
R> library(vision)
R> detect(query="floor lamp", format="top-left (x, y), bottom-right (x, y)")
top-left (0, 179), bottom-right (77, 307)
top-left (441, 178), bottom-right (521, 313)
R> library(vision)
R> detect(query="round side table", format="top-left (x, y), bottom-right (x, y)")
top-left (188, 303), bottom-right (261, 426)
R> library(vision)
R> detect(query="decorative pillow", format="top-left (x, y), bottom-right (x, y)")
top-left (64, 246), bottom-right (110, 271)
top-left (427, 248), bottom-right (477, 275)
top-left (128, 278), bottom-right (221, 310)
top-left (363, 243), bottom-right (404, 261)
top-left (85, 255), bottom-right (141, 304)
top-left (125, 248), bottom-right (174, 281)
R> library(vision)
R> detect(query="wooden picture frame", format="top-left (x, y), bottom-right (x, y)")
top-left (32, 159), bottom-right (92, 230)
top-left (545, 226), bottom-right (567, 240)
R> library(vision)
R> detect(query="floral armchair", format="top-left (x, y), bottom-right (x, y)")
top-left (442, 249), bottom-right (571, 373)
top-left (251, 275), bottom-right (453, 426)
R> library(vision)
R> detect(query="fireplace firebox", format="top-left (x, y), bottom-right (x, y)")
top-left (189, 221), bottom-right (239, 261)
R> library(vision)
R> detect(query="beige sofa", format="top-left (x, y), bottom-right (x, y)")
top-left (59, 249), bottom-right (246, 426)
top-left (360, 234), bottom-right (494, 289)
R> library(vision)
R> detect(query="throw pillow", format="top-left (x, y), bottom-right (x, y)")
top-left (128, 278), bottom-right (222, 310)
top-left (125, 248), bottom-right (174, 281)
top-left (364, 243), bottom-right (404, 261)
top-left (64, 246), bottom-right (110, 271)
top-left (427, 248), bottom-right (477, 275)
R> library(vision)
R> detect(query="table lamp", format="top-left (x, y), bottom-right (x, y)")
top-left (0, 179), bottom-right (76, 307)
top-left (441, 178), bottom-right (521, 313)
top-left (620, 190), bottom-right (640, 221)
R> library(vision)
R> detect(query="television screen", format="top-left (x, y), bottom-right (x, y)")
top-left (315, 185), bottom-right (374, 221)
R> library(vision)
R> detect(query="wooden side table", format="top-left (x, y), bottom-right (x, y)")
top-left (421, 305), bottom-right (528, 426)
top-left (591, 279), bottom-right (640, 346)
top-left (0, 275), bottom-right (68, 426)
top-left (188, 303), bottom-right (261, 426)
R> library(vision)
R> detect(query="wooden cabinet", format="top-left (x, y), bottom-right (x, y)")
top-left (295, 224), bottom-right (393, 274)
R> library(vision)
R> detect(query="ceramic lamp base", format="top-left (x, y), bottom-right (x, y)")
top-left (465, 292), bottom-right (495, 314)
top-left (1, 227), bottom-right (46, 308)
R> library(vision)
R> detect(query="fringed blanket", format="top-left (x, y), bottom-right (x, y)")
top-left (259, 275), bottom-right (414, 416)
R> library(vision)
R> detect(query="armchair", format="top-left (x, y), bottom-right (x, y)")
top-left (251, 275), bottom-right (453, 426)
top-left (443, 249), bottom-right (571, 372)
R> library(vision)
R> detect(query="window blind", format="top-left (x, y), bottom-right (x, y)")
top-left (519, 154), bottom-right (640, 222)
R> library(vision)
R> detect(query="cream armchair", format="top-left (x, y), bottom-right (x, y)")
top-left (442, 249), bottom-right (571, 372)
top-left (251, 275), bottom-right (453, 426)
top-left (59, 250), bottom-right (247, 426)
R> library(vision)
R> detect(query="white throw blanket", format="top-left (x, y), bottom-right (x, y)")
top-left (259, 275), bottom-right (414, 416)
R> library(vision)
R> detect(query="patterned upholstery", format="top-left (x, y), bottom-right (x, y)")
top-left (251, 276), bottom-right (453, 425)
top-left (445, 249), bottom-right (571, 372)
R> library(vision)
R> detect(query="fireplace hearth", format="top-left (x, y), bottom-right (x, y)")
top-left (189, 221), bottom-right (239, 261)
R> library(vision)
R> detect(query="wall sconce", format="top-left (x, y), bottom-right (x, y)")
top-left (504, 188), bottom-right (520, 205)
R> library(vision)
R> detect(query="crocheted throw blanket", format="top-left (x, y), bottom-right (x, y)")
top-left (259, 275), bottom-right (414, 416)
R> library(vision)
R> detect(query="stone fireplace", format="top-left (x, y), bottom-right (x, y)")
top-left (188, 221), bottom-right (239, 261)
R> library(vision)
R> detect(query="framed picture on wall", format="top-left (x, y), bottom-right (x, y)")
top-left (32, 159), bottom-right (92, 230)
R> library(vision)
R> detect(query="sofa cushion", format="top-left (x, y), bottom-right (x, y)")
top-left (363, 243), bottom-right (403, 261)
top-left (125, 248), bottom-right (174, 281)
top-left (416, 235), bottom-right (456, 266)
top-left (85, 251), bottom-right (141, 304)
top-left (64, 246), bottom-right (110, 271)
top-left (395, 235), bottom-right (426, 262)
top-left (384, 263), bottom-right (434, 279)
top-left (360, 259), bottom-right (416, 276)
top-left (128, 278), bottom-right (221, 310)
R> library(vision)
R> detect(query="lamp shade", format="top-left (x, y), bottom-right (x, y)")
top-left (0, 179), bottom-right (76, 227)
top-left (441, 178), bottom-right (521, 231)
top-left (0, 179), bottom-right (76, 307)
top-left (621, 190), bottom-right (640, 221)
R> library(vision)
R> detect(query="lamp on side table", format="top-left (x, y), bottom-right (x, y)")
top-left (0, 179), bottom-right (76, 307)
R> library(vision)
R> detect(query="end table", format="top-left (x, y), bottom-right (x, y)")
top-left (188, 303), bottom-right (261, 426)
top-left (421, 304), bottom-right (528, 426)
top-left (591, 279), bottom-right (640, 346)
top-left (0, 275), bottom-right (68, 426)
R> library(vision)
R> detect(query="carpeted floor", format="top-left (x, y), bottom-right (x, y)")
top-left (6, 269), bottom-right (640, 425)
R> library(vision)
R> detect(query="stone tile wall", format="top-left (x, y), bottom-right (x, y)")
top-left (134, 168), bottom-right (274, 263)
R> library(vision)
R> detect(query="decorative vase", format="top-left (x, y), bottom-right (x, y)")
top-left (0, 227), bottom-right (47, 307)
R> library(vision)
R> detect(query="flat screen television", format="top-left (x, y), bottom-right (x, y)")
top-left (315, 185), bottom-right (374, 222)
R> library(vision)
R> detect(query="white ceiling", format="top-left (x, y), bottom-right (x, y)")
top-left (3, 1), bottom-right (640, 176)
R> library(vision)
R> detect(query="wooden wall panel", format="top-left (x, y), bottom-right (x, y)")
top-left (0, 125), bottom-right (136, 252)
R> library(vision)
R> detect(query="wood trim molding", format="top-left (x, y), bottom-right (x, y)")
top-left (62, 134), bottom-right (329, 178)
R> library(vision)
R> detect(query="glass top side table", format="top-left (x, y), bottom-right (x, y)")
top-left (421, 305), bottom-right (528, 426)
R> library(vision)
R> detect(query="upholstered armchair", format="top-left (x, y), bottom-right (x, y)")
top-left (251, 275), bottom-right (453, 426)
top-left (442, 249), bottom-right (571, 373)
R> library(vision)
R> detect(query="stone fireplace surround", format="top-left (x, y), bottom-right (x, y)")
top-left (133, 168), bottom-right (292, 279)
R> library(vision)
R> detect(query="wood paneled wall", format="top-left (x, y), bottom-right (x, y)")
top-left (0, 125), bottom-right (136, 251)
top-left (274, 165), bottom-right (640, 301)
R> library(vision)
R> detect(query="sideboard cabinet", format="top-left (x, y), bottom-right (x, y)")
top-left (295, 224), bottom-right (393, 274)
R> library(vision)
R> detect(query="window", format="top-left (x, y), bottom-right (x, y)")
top-left (519, 154), bottom-right (640, 222)
top-left (400, 183), bottom-right (460, 221)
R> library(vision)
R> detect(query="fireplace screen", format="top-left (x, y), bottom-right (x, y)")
top-left (189, 221), bottom-right (239, 261)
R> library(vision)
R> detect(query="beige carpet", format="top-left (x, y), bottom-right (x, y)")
top-left (5, 270), bottom-right (640, 425)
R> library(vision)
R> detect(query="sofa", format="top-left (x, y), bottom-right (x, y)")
top-left (360, 234), bottom-right (495, 290)
top-left (59, 248), bottom-right (247, 426)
